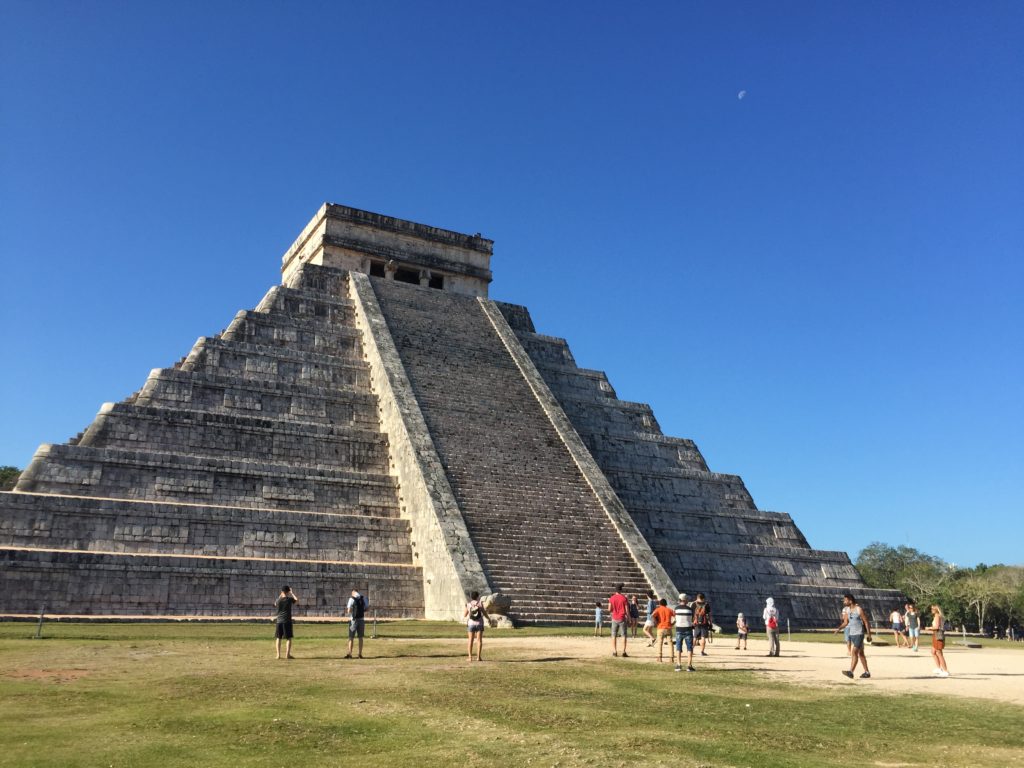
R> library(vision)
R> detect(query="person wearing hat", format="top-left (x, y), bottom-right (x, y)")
top-left (673, 593), bottom-right (696, 672)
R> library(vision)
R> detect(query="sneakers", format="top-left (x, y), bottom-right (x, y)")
top-left (860, 672), bottom-right (871, 679)
top-left (937, 670), bottom-right (950, 678)
top-left (621, 652), bottom-right (629, 658)
top-left (700, 651), bottom-right (708, 656)
top-left (842, 670), bottom-right (854, 678)
top-left (674, 665), bottom-right (682, 672)
top-left (687, 666), bottom-right (696, 672)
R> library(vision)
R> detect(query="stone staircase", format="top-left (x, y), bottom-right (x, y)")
top-left (498, 302), bottom-right (901, 627)
top-left (371, 278), bottom-right (654, 623)
top-left (1, 266), bottom-right (424, 619)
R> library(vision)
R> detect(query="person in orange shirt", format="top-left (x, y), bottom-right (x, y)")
top-left (651, 598), bottom-right (675, 662)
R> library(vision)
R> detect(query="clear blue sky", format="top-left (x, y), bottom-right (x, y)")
top-left (2, 2), bottom-right (1021, 567)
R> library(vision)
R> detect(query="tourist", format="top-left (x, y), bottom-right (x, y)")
top-left (652, 598), bottom-right (674, 662)
top-left (674, 593), bottom-right (696, 672)
top-left (608, 584), bottom-right (630, 657)
top-left (273, 585), bottom-right (298, 660)
top-left (643, 591), bottom-right (657, 646)
top-left (904, 602), bottom-right (921, 652)
top-left (929, 604), bottom-right (950, 677)
top-left (890, 606), bottom-right (909, 648)
top-left (594, 601), bottom-right (603, 637)
top-left (628, 594), bottom-right (641, 638)
top-left (735, 612), bottom-right (748, 650)
top-left (345, 588), bottom-right (368, 659)
top-left (835, 593), bottom-right (871, 679)
top-left (763, 597), bottom-right (780, 657)
top-left (465, 591), bottom-right (490, 662)
top-left (693, 593), bottom-right (713, 656)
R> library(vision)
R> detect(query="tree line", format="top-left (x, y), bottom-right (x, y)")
top-left (0, 466), bottom-right (19, 492)
top-left (855, 542), bottom-right (1024, 636)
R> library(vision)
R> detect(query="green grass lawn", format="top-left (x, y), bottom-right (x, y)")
top-left (1, 622), bottom-right (1021, 767)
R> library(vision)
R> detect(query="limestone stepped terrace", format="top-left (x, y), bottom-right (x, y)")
top-left (1, 203), bottom-right (898, 624)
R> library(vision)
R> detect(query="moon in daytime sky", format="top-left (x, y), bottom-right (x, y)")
top-left (738, 90), bottom-right (747, 100)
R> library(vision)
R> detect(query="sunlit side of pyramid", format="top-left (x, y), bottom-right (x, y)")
top-left (0, 204), bottom-right (897, 624)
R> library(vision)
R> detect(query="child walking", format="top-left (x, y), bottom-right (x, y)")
top-left (594, 601), bottom-right (603, 636)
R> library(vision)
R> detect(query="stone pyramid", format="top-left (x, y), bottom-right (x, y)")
top-left (1, 204), bottom-right (898, 625)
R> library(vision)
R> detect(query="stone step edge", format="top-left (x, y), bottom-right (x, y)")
top-left (227, 310), bottom-right (363, 340)
top-left (97, 402), bottom-right (389, 443)
top-left (259, 283), bottom-right (356, 311)
top-left (145, 368), bottom-right (377, 403)
top-left (189, 336), bottom-right (368, 370)
top-left (2, 491), bottom-right (401, 522)
top-left (34, 443), bottom-right (399, 485)
top-left (0, 546), bottom-right (420, 569)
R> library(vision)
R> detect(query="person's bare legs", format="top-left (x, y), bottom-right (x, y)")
top-left (275, 637), bottom-right (282, 660)
top-left (285, 638), bottom-right (293, 659)
top-left (476, 631), bottom-right (484, 661)
top-left (467, 631), bottom-right (474, 661)
top-left (850, 645), bottom-right (869, 675)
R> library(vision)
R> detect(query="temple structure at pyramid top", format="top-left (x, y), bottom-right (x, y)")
top-left (281, 203), bottom-right (494, 296)
top-left (1, 202), bottom-right (900, 626)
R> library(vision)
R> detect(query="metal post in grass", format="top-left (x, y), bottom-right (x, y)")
top-left (34, 605), bottom-right (45, 639)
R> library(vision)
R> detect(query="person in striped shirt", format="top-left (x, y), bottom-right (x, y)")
top-left (674, 593), bottom-right (696, 673)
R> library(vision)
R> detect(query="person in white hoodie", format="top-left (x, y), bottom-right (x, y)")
top-left (763, 597), bottom-right (781, 657)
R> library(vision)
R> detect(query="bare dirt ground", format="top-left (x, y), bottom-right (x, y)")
top-left (478, 634), bottom-right (1024, 706)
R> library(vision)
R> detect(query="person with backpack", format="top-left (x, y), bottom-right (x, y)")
top-left (345, 589), bottom-right (368, 659)
top-left (465, 590), bottom-right (490, 662)
top-left (693, 593), bottom-right (713, 656)
top-left (763, 597), bottom-right (781, 657)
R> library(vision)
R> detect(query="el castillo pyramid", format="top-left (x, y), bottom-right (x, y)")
top-left (0, 204), bottom-right (898, 625)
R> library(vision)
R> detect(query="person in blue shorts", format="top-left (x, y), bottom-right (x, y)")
top-left (835, 593), bottom-right (872, 679)
top-left (673, 593), bottom-right (696, 672)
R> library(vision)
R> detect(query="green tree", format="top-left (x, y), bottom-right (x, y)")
top-left (0, 466), bottom-right (20, 491)
top-left (854, 542), bottom-right (947, 602)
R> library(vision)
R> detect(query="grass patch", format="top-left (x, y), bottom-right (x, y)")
top-left (0, 623), bottom-right (1020, 767)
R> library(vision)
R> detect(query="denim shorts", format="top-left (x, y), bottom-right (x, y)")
top-left (675, 629), bottom-right (694, 652)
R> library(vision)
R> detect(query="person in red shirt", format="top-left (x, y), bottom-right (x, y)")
top-left (608, 584), bottom-right (630, 657)
top-left (651, 598), bottom-right (675, 662)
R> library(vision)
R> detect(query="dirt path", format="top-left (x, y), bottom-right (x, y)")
top-left (478, 635), bottom-right (1024, 706)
